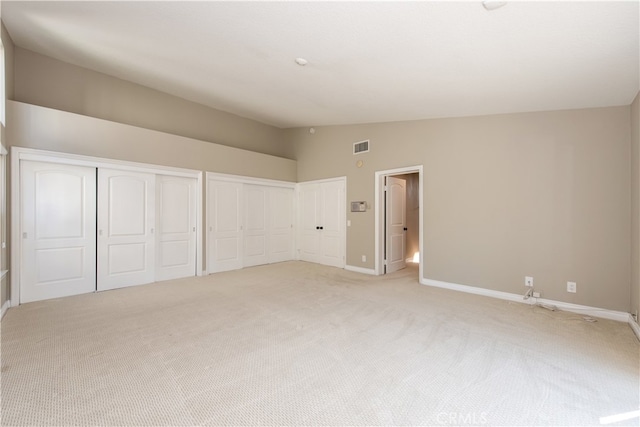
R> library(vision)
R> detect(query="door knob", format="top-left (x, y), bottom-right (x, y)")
top-left (403, 227), bottom-right (407, 231)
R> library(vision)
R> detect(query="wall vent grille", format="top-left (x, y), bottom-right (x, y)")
top-left (353, 140), bottom-right (369, 155)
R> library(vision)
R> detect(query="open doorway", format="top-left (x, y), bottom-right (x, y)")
top-left (374, 166), bottom-right (423, 280)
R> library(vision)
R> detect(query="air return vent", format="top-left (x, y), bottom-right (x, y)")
top-left (353, 140), bottom-right (369, 155)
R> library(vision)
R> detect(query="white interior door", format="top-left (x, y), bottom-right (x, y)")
top-left (385, 176), bottom-right (406, 273)
top-left (208, 180), bottom-right (243, 273)
top-left (319, 180), bottom-right (345, 268)
top-left (98, 169), bottom-right (156, 291)
top-left (243, 184), bottom-right (268, 267)
top-left (156, 175), bottom-right (197, 281)
top-left (20, 161), bottom-right (97, 303)
top-left (269, 187), bottom-right (294, 263)
top-left (298, 183), bottom-right (321, 263)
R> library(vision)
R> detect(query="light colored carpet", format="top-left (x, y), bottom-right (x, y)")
top-left (1, 261), bottom-right (638, 426)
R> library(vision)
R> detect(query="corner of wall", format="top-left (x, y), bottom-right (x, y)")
top-left (630, 91), bottom-right (640, 319)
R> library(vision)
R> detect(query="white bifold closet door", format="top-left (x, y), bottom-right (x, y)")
top-left (97, 169), bottom-right (156, 291)
top-left (156, 175), bottom-right (197, 281)
top-left (208, 181), bottom-right (243, 273)
top-left (298, 179), bottom-right (345, 268)
top-left (20, 161), bottom-right (97, 304)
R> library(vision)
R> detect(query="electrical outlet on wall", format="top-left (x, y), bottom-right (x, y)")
top-left (525, 276), bottom-right (533, 287)
top-left (567, 281), bottom-right (577, 293)
top-left (362, 255), bottom-right (366, 262)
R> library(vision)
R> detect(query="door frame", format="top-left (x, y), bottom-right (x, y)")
top-left (374, 165), bottom-right (423, 278)
top-left (11, 147), bottom-right (203, 307)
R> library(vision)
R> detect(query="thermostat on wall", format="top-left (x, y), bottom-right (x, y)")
top-left (351, 201), bottom-right (366, 212)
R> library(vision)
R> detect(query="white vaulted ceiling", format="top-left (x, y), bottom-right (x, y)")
top-left (2, 1), bottom-right (639, 128)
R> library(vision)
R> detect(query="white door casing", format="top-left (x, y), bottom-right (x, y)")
top-left (20, 161), bottom-right (97, 303)
top-left (385, 176), bottom-right (407, 273)
top-left (269, 187), bottom-right (294, 263)
top-left (98, 169), bottom-right (156, 291)
top-left (243, 184), bottom-right (268, 267)
top-left (156, 175), bottom-right (197, 281)
top-left (208, 180), bottom-right (243, 273)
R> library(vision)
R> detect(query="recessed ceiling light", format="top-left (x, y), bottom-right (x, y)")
top-left (295, 57), bottom-right (308, 66)
top-left (482, 1), bottom-right (507, 11)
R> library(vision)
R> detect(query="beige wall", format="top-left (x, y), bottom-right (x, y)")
top-left (288, 106), bottom-right (631, 311)
top-left (13, 47), bottom-right (293, 159)
top-left (631, 92), bottom-right (639, 320)
top-left (8, 101), bottom-right (296, 181)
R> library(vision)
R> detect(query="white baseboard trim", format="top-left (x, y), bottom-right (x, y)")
top-left (1, 300), bottom-right (10, 320)
top-left (423, 278), bottom-right (525, 303)
top-left (345, 265), bottom-right (376, 275)
top-left (421, 277), bottom-right (629, 322)
top-left (534, 298), bottom-right (629, 322)
top-left (628, 315), bottom-right (640, 341)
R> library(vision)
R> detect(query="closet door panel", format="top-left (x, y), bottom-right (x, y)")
top-left (98, 169), bottom-right (155, 291)
top-left (156, 175), bottom-right (197, 281)
top-left (20, 161), bottom-right (96, 303)
top-left (269, 187), bottom-right (294, 263)
top-left (243, 185), bottom-right (268, 267)
top-left (208, 181), bottom-right (243, 273)
top-left (297, 180), bottom-right (345, 268)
